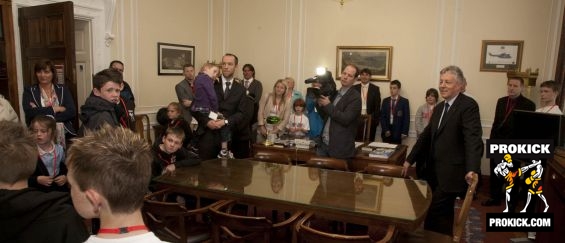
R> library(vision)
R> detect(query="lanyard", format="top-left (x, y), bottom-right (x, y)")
top-left (390, 98), bottom-right (398, 115)
top-left (544, 105), bottom-right (557, 113)
top-left (293, 114), bottom-right (302, 127)
top-left (501, 97), bottom-right (516, 126)
top-left (52, 148), bottom-right (57, 176)
top-left (157, 151), bottom-right (175, 166)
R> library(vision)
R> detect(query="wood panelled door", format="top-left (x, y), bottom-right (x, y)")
top-left (18, 1), bottom-right (77, 128)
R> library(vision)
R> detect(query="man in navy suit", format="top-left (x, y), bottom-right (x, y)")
top-left (317, 64), bottom-right (361, 162)
top-left (402, 66), bottom-right (483, 235)
top-left (353, 68), bottom-right (381, 141)
top-left (380, 80), bottom-right (409, 144)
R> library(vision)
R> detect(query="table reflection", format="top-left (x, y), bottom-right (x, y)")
top-left (154, 159), bottom-right (431, 230)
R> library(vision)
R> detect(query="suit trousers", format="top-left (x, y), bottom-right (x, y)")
top-left (488, 158), bottom-right (503, 202)
top-left (424, 188), bottom-right (458, 236)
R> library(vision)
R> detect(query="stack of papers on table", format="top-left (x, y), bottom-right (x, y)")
top-left (355, 142), bottom-right (364, 149)
top-left (367, 142), bottom-right (398, 149)
top-left (369, 147), bottom-right (395, 159)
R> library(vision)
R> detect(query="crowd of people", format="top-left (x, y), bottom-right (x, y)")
top-left (0, 52), bottom-right (563, 242)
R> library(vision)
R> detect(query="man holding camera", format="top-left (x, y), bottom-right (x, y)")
top-left (316, 64), bottom-right (361, 163)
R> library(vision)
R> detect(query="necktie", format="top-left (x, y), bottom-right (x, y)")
top-left (438, 102), bottom-right (450, 128)
top-left (244, 80), bottom-right (249, 89)
top-left (225, 81), bottom-right (231, 98)
top-left (389, 98), bottom-right (396, 124)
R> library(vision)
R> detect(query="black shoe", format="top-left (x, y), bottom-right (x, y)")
top-left (481, 198), bottom-right (501, 206)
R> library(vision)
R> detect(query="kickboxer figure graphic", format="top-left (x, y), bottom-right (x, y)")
top-left (494, 154), bottom-right (539, 213)
top-left (520, 160), bottom-right (549, 213)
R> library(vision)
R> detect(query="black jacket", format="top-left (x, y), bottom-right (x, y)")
top-left (0, 188), bottom-right (88, 243)
top-left (79, 95), bottom-right (120, 135)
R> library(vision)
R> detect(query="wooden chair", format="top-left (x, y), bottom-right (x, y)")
top-left (253, 151), bottom-right (292, 165)
top-left (135, 114), bottom-right (152, 144)
top-left (153, 124), bottom-right (166, 142)
top-left (305, 156), bottom-right (349, 171)
top-left (143, 188), bottom-right (223, 243)
top-left (363, 164), bottom-right (417, 179)
top-left (295, 212), bottom-right (396, 243)
top-left (356, 115), bottom-right (372, 142)
top-left (396, 173), bottom-right (479, 243)
top-left (209, 199), bottom-right (303, 243)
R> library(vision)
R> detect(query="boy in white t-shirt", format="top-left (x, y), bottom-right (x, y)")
top-left (66, 125), bottom-right (166, 243)
top-left (536, 80), bottom-right (562, 114)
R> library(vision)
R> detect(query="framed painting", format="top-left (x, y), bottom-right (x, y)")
top-left (480, 40), bottom-right (523, 72)
top-left (158, 42), bottom-right (195, 75)
top-left (336, 46), bottom-right (392, 81)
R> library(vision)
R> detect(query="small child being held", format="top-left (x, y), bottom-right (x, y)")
top-left (191, 63), bottom-right (233, 158)
top-left (286, 98), bottom-right (309, 138)
top-left (28, 115), bottom-right (68, 192)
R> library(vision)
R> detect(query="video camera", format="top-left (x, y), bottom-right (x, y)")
top-left (304, 70), bottom-right (337, 98)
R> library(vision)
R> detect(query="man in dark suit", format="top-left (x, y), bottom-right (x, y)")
top-left (242, 64), bottom-right (263, 144)
top-left (402, 66), bottom-right (483, 235)
top-left (353, 68), bottom-right (381, 141)
top-left (482, 77), bottom-right (535, 207)
top-left (195, 53), bottom-right (254, 160)
top-left (316, 64), bottom-right (361, 162)
top-left (380, 80), bottom-right (409, 144)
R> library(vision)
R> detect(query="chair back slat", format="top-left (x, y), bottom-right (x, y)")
top-left (306, 156), bottom-right (348, 171)
top-left (452, 173), bottom-right (478, 242)
top-left (253, 151), bottom-right (292, 165)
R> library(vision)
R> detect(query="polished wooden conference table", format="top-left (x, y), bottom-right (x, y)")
top-left (154, 158), bottom-right (432, 231)
top-left (252, 143), bottom-right (408, 171)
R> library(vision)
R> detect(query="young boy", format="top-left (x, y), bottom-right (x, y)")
top-left (380, 80), bottom-right (410, 144)
top-left (66, 125), bottom-right (165, 242)
top-left (191, 63), bottom-right (234, 158)
top-left (0, 121), bottom-right (88, 243)
top-left (79, 68), bottom-right (124, 135)
top-left (152, 126), bottom-right (200, 180)
top-left (536, 80), bottom-right (562, 114)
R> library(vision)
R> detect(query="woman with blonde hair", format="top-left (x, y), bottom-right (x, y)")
top-left (257, 79), bottom-right (291, 143)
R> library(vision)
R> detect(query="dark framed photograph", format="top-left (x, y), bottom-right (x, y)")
top-left (480, 40), bottom-right (523, 72)
top-left (336, 46), bottom-right (392, 81)
top-left (157, 42), bottom-right (195, 75)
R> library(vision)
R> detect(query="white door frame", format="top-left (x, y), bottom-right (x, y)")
top-left (12, 0), bottom-right (110, 113)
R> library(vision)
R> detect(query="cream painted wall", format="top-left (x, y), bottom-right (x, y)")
top-left (112, 0), bottom-right (211, 113)
top-left (111, 0), bottom-right (563, 174)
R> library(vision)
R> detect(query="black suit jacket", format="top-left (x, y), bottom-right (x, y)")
top-left (353, 83), bottom-right (381, 124)
top-left (380, 96), bottom-right (410, 139)
top-left (317, 87), bottom-right (361, 159)
top-left (407, 93), bottom-right (483, 192)
top-left (245, 79), bottom-right (263, 124)
top-left (490, 94), bottom-right (535, 139)
top-left (195, 78), bottom-right (254, 159)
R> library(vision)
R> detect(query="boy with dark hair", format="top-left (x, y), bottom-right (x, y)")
top-left (536, 80), bottom-right (562, 114)
top-left (380, 79), bottom-right (410, 144)
top-left (0, 121), bottom-right (88, 243)
top-left (66, 125), bottom-right (165, 242)
top-left (152, 126), bottom-right (200, 180)
top-left (79, 69), bottom-right (124, 135)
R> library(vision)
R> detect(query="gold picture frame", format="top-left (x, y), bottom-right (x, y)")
top-left (480, 40), bottom-right (523, 72)
top-left (336, 46), bottom-right (392, 81)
